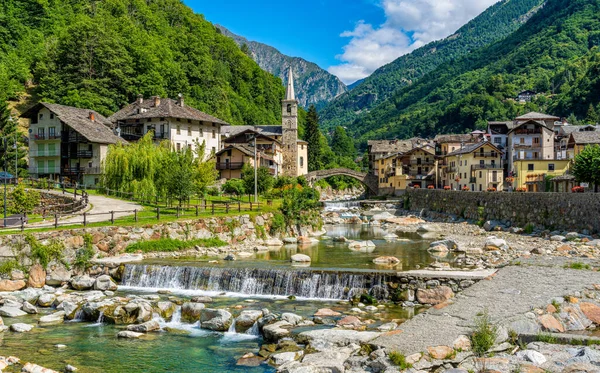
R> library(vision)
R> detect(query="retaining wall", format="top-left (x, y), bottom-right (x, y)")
top-left (405, 189), bottom-right (600, 233)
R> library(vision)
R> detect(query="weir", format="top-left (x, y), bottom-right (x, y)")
top-left (121, 264), bottom-right (390, 300)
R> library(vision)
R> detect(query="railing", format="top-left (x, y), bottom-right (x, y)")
top-left (32, 134), bottom-right (47, 140)
top-left (471, 163), bottom-right (503, 170)
top-left (216, 162), bottom-right (245, 170)
top-left (62, 167), bottom-right (102, 175)
top-left (30, 151), bottom-right (60, 157)
top-left (73, 150), bottom-right (93, 158)
top-left (153, 132), bottom-right (168, 139)
top-left (410, 160), bottom-right (435, 165)
top-left (514, 129), bottom-right (542, 135)
top-left (473, 152), bottom-right (499, 158)
top-left (446, 167), bottom-right (457, 173)
top-left (513, 144), bottom-right (542, 150)
top-left (469, 177), bottom-right (477, 183)
top-left (513, 155), bottom-right (545, 161)
top-left (29, 167), bottom-right (61, 174)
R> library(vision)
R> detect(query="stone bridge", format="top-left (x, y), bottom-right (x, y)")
top-left (306, 168), bottom-right (379, 195)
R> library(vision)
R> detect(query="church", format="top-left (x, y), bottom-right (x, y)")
top-left (216, 68), bottom-right (308, 179)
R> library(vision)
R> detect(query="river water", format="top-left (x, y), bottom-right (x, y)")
top-left (1, 206), bottom-right (443, 373)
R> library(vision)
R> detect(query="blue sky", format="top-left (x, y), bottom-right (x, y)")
top-left (185, 0), bottom-right (499, 84)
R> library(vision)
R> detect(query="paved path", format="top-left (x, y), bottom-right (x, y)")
top-left (31, 192), bottom-right (142, 228)
top-left (372, 258), bottom-right (600, 355)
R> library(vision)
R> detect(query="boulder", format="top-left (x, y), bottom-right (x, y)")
top-left (27, 264), bottom-right (46, 288)
top-left (22, 363), bottom-right (59, 373)
top-left (580, 302), bottom-right (600, 324)
top-left (191, 296), bottom-right (213, 303)
top-left (270, 351), bottom-right (303, 366)
top-left (70, 275), bottom-right (95, 291)
top-left (10, 269), bottom-right (24, 280)
top-left (236, 310), bottom-right (263, 330)
top-left (200, 308), bottom-right (232, 331)
top-left (265, 238), bottom-right (284, 247)
top-left (427, 345), bottom-right (454, 360)
top-left (37, 293), bottom-right (56, 307)
top-left (60, 301), bottom-right (79, 319)
top-left (484, 236), bottom-right (509, 251)
top-left (291, 254), bottom-right (311, 263)
top-left (281, 312), bottom-right (303, 326)
top-left (117, 331), bottom-right (143, 339)
top-left (181, 302), bottom-right (205, 322)
top-left (262, 321), bottom-right (292, 342)
top-left (127, 319), bottom-right (160, 333)
top-left (39, 311), bottom-right (65, 326)
top-left (550, 235), bottom-right (566, 242)
top-left (453, 335), bottom-right (472, 351)
top-left (372, 256), bottom-right (400, 265)
top-left (0, 279), bottom-right (26, 292)
top-left (298, 348), bottom-right (352, 372)
top-left (94, 275), bottom-right (118, 291)
top-left (430, 239), bottom-right (458, 251)
top-left (156, 301), bottom-right (177, 320)
top-left (314, 308), bottom-right (341, 317)
top-left (517, 350), bottom-right (547, 366)
top-left (337, 316), bottom-right (362, 328)
top-left (296, 329), bottom-right (380, 349)
top-left (538, 314), bottom-right (565, 333)
top-left (21, 301), bottom-right (38, 314)
top-left (10, 323), bottom-right (34, 332)
top-left (45, 266), bottom-right (73, 286)
top-left (416, 286), bottom-right (454, 305)
top-left (283, 237), bottom-right (298, 244)
top-left (0, 306), bottom-right (27, 317)
top-left (347, 240), bottom-right (376, 252)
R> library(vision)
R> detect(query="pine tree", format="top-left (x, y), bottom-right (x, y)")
top-left (331, 126), bottom-right (355, 157)
top-left (305, 105), bottom-right (322, 171)
top-left (0, 101), bottom-right (27, 177)
top-left (585, 103), bottom-right (599, 124)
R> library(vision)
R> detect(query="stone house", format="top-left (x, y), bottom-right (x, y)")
top-left (21, 103), bottom-right (126, 186)
top-left (442, 141), bottom-right (504, 191)
top-left (367, 138), bottom-right (429, 178)
top-left (108, 94), bottom-right (228, 160)
top-left (434, 133), bottom-right (483, 156)
top-left (567, 130), bottom-right (600, 159)
top-left (507, 112), bottom-right (559, 173)
top-left (377, 145), bottom-right (437, 194)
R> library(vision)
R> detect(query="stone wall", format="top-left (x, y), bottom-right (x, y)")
top-left (405, 189), bottom-right (600, 233)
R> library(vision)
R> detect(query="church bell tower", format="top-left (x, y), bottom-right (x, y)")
top-left (281, 67), bottom-right (298, 176)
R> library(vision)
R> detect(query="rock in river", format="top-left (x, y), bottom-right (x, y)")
top-left (291, 254), bottom-right (311, 263)
top-left (200, 308), bottom-right (232, 331)
top-left (416, 286), bottom-right (454, 305)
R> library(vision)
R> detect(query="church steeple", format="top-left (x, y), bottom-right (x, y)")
top-left (285, 67), bottom-right (296, 101)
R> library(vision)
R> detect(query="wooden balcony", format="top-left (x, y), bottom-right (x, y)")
top-left (216, 162), bottom-right (245, 170)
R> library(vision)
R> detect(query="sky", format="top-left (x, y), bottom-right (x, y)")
top-left (186, 0), bottom-right (499, 85)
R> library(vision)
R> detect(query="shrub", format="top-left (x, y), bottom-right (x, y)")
top-left (524, 223), bottom-right (535, 234)
top-left (270, 212), bottom-right (286, 235)
top-left (125, 237), bottom-right (227, 253)
top-left (0, 260), bottom-right (24, 276)
top-left (427, 185), bottom-right (435, 189)
top-left (462, 186), bottom-right (470, 191)
top-left (25, 233), bottom-right (65, 269)
top-left (470, 309), bottom-right (497, 357)
top-left (565, 262), bottom-right (591, 270)
top-left (222, 179), bottom-right (246, 196)
top-left (73, 234), bottom-right (95, 270)
top-left (9, 184), bottom-right (41, 214)
top-left (388, 351), bottom-right (412, 369)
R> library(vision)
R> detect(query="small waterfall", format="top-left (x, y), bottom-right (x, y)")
top-left (323, 200), bottom-right (362, 218)
top-left (69, 308), bottom-right (86, 323)
top-left (86, 311), bottom-right (104, 327)
top-left (246, 321), bottom-right (260, 337)
top-left (222, 317), bottom-right (258, 342)
top-left (121, 265), bottom-right (389, 300)
top-left (227, 318), bottom-right (237, 333)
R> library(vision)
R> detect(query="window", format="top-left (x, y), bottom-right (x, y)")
top-left (300, 157), bottom-right (304, 167)
top-left (48, 143), bottom-right (55, 155)
top-left (188, 126), bottom-right (192, 136)
top-left (37, 128), bottom-right (45, 139)
top-left (533, 137), bottom-right (540, 144)
top-left (492, 171), bottom-right (498, 182)
top-left (88, 162), bottom-right (93, 168)
top-left (212, 130), bottom-right (216, 139)
top-left (520, 138), bottom-right (525, 144)
top-left (176, 125), bottom-right (181, 135)
top-left (548, 164), bottom-right (555, 171)
top-left (199, 128), bottom-right (203, 137)
top-left (188, 119), bottom-right (192, 123)
top-left (50, 113), bottom-right (54, 120)
top-left (528, 164), bottom-right (534, 171)
top-left (494, 137), bottom-right (501, 144)
top-left (39, 113), bottom-right (44, 120)
top-left (49, 127), bottom-right (56, 138)
top-left (380, 160), bottom-right (384, 165)
top-left (479, 171), bottom-right (482, 178)
top-left (479, 184), bottom-right (482, 191)
top-left (160, 117), bottom-right (165, 121)
top-left (212, 147), bottom-right (216, 153)
top-left (176, 143), bottom-right (181, 152)
top-left (176, 118), bottom-right (181, 122)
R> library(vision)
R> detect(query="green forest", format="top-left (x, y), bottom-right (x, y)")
top-left (0, 0), bottom-right (284, 125)
top-left (319, 0), bottom-right (546, 129)
top-left (335, 0), bottom-right (600, 148)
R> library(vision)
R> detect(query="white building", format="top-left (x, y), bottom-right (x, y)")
top-left (109, 95), bottom-right (229, 159)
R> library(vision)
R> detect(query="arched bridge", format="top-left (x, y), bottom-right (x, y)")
top-left (306, 168), bottom-right (379, 196)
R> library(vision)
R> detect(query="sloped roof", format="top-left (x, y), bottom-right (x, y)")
top-left (368, 137), bottom-right (428, 154)
top-left (222, 125), bottom-right (282, 138)
top-left (515, 112), bottom-right (560, 121)
top-left (223, 129), bottom-right (281, 144)
top-left (433, 133), bottom-right (480, 144)
top-left (21, 102), bottom-right (125, 145)
top-left (109, 96), bottom-right (229, 125)
top-left (447, 141), bottom-right (503, 156)
top-left (215, 144), bottom-right (255, 157)
top-left (569, 131), bottom-right (600, 145)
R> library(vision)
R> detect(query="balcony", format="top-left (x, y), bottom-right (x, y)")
top-left (471, 163), bottom-right (503, 170)
top-left (410, 159), bottom-right (435, 165)
top-left (29, 167), bottom-right (60, 174)
top-left (469, 177), bottom-right (477, 183)
top-left (216, 162), bottom-right (244, 170)
top-left (62, 132), bottom-right (88, 143)
top-left (61, 167), bottom-right (101, 175)
top-left (513, 144), bottom-right (542, 150)
top-left (73, 150), bottom-right (93, 158)
top-left (30, 150), bottom-right (60, 157)
top-left (473, 152), bottom-right (500, 158)
top-left (513, 155), bottom-right (545, 161)
top-left (526, 175), bottom-right (545, 183)
top-left (514, 129), bottom-right (542, 135)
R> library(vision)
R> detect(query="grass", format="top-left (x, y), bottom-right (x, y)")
top-left (523, 224), bottom-right (535, 234)
top-left (470, 309), bottom-right (498, 357)
top-left (388, 351), bottom-right (412, 370)
top-left (0, 260), bottom-right (25, 276)
top-left (564, 262), bottom-right (591, 270)
top-left (536, 333), bottom-right (557, 344)
top-left (124, 237), bottom-right (228, 253)
top-left (551, 299), bottom-right (561, 312)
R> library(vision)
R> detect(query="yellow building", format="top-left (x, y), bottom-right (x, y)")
top-left (377, 145), bottom-right (437, 194)
top-left (567, 132), bottom-right (600, 159)
top-left (442, 141), bottom-right (504, 191)
top-left (513, 159), bottom-right (571, 192)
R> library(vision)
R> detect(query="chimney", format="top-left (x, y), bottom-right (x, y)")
top-left (89, 112), bottom-right (95, 122)
top-left (137, 94), bottom-right (143, 104)
top-left (153, 96), bottom-right (161, 107)
top-left (177, 93), bottom-right (184, 107)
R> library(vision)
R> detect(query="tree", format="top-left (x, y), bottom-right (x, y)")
top-left (9, 184), bottom-right (40, 214)
top-left (241, 164), bottom-right (274, 195)
top-left (586, 103), bottom-right (599, 124)
top-left (222, 179), bottom-right (246, 196)
top-left (305, 105), bottom-right (323, 171)
top-left (572, 145), bottom-right (600, 191)
top-left (331, 126), bottom-right (355, 157)
top-left (0, 101), bottom-right (27, 177)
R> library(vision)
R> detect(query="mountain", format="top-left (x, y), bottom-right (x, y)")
top-left (0, 0), bottom-right (284, 125)
top-left (343, 0), bottom-right (600, 146)
top-left (216, 25), bottom-right (347, 109)
top-left (320, 0), bottom-right (546, 129)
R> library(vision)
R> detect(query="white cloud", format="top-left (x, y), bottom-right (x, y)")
top-left (329, 0), bottom-right (498, 85)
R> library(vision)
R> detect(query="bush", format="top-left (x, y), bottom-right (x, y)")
top-left (73, 234), bottom-right (95, 270)
top-left (25, 234), bottom-right (65, 269)
top-left (125, 237), bottom-right (227, 253)
top-left (9, 184), bottom-right (41, 214)
top-left (471, 309), bottom-right (498, 356)
top-left (388, 351), bottom-right (412, 369)
top-left (222, 179), bottom-right (246, 196)
top-left (0, 260), bottom-right (24, 276)
top-left (270, 212), bottom-right (286, 235)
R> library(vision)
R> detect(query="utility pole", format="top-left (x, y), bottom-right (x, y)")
top-left (3, 138), bottom-right (7, 227)
top-left (254, 136), bottom-right (258, 204)
top-left (14, 132), bottom-right (17, 185)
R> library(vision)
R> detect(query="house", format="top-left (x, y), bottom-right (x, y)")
top-left (21, 102), bottom-right (126, 186)
top-left (567, 131), bottom-right (600, 159)
top-left (507, 112), bottom-right (559, 173)
top-left (377, 145), bottom-right (437, 194)
top-left (442, 141), bottom-right (504, 191)
top-left (487, 121), bottom-right (514, 155)
top-left (433, 132), bottom-right (484, 156)
top-left (215, 130), bottom-right (283, 179)
top-left (513, 159), bottom-right (571, 192)
top-left (217, 68), bottom-right (308, 178)
top-left (368, 137), bottom-right (429, 177)
top-left (517, 90), bottom-right (537, 103)
top-left (108, 94), bottom-right (229, 159)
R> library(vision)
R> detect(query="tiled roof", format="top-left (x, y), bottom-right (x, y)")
top-left (222, 125), bottom-right (282, 138)
top-left (515, 112), bottom-right (560, 121)
top-left (21, 103), bottom-right (126, 145)
top-left (109, 96), bottom-right (229, 125)
top-left (570, 131), bottom-right (600, 145)
top-left (433, 133), bottom-right (480, 144)
top-left (447, 141), bottom-right (502, 156)
top-left (215, 144), bottom-right (255, 157)
top-left (368, 137), bottom-right (428, 154)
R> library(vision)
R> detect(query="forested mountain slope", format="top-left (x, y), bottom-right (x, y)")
top-left (320, 0), bottom-right (546, 129)
top-left (0, 0), bottom-right (284, 124)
